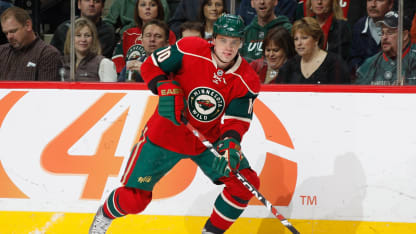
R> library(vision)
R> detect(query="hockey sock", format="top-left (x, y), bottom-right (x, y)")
top-left (103, 187), bottom-right (152, 219)
top-left (208, 189), bottom-right (249, 231)
top-left (221, 168), bottom-right (260, 201)
top-left (207, 168), bottom-right (260, 231)
top-left (203, 219), bottom-right (225, 234)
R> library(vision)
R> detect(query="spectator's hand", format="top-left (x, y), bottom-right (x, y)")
top-left (126, 60), bottom-right (143, 73)
top-left (267, 55), bottom-right (287, 71)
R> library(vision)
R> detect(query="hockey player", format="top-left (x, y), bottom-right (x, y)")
top-left (89, 13), bottom-right (261, 234)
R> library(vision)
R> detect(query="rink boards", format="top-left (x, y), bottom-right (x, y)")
top-left (0, 82), bottom-right (415, 233)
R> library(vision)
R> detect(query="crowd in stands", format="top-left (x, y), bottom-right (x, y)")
top-left (0, 0), bottom-right (415, 85)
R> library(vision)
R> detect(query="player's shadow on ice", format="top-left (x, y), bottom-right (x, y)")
top-left (257, 152), bottom-right (367, 234)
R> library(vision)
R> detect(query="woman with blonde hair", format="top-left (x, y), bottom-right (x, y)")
top-left (63, 17), bottom-right (117, 82)
top-left (277, 17), bottom-right (349, 84)
top-left (296, 0), bottom-right (351, 61)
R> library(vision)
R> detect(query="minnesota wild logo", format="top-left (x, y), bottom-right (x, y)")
top-left (126, 44), bottom-right (146, 61)
top-left (197, 99), bottom-right (215, 110)
top-left (188, 87), bottom-right (225, 122)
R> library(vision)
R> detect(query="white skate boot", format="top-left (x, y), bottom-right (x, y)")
top-left (202, 228), bottom-right (221, 234)
top-left (89, 206), bottom-right (113, 234)
top-left (202, 228), bottom-right (217, 234)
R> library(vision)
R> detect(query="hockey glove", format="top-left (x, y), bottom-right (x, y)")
top-left (213, 138), bottom-right (244, 177)
top-left (157, 80), bottom-right (186, 126)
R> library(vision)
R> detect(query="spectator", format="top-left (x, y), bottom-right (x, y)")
top-left (180, 21), bottom-right (205, 38)
top-left (356, 11), bottom-right (416, 85)
top-left (50, 0), bottom-right (116, 59)
top-left (277, 17), bottom-right (350, 84)
top-left (168, 0), bottom-right (236, 38)
top-left (240, 0), bottom-right (292, 63)
top-left (104, 0), bottom-right (170, 37)
top-left (0, 7), bottom-right (62, 80)
top-left (295, 0), bottom-right (367, 26)
top-left (250, 26), bottom-right (295, 83)
top-left (199, 0), bottom-right (227, 43)
top-left (335, 0), bottom-right (416, 28)
top-left (62, 17), bottom-right (117, 82)
top-left (119, 19), bottom-right (170, 82)
top-left (103, 0), bottom-right (135, 36)
top-left (308, 0), bottom-right (352, 61)
top-left (349, 0), bottom-right (393, 78)
top-left (0, 0), bottom-right (13, 44)
top-left (238, 0), bottom-right (297, 24)
top-left (111, 0), bottom-right (176, 74)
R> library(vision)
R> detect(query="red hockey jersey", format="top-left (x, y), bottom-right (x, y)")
top-left (112, 27), bottom-right (176, 73)
top-left (141, 37), bottom-right (260, 155)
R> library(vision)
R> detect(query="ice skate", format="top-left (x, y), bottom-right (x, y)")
top-left (89, 206), bottom-right (112, 234)
top-left (202, 229), bottom-right (217, 234)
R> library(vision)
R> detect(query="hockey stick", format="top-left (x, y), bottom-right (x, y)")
top-left (180, 116), bottom-right (300, 234)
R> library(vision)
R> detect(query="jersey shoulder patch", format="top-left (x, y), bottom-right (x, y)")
top-left (235, 58), bottom-right (261, 95)
top-left (124, 27), bottom-right (141, 36)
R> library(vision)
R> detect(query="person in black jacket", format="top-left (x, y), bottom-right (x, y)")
top-left (277, 17), bottom-right (350, 84)
top-left (349, 0), bottom-right (393, 78)
top-left (308, 0), bottom-right (352, 62)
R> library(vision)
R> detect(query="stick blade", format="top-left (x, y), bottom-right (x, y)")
top-left (287, 224), bottom-right (300, 234)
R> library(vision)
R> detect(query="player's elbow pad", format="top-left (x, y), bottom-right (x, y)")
top-left (148, 75), bottom-right (169, 94)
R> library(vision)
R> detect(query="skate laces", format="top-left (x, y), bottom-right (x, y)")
top-left (92, 216), bottom-right (111, 231)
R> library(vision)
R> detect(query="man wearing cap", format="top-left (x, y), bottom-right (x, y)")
top-left (356, 11), bottom-right (416, 85)
top-left (349, 0), bottom-right (394, 75)
top-left (89, 14), bottom-right (261, 234)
